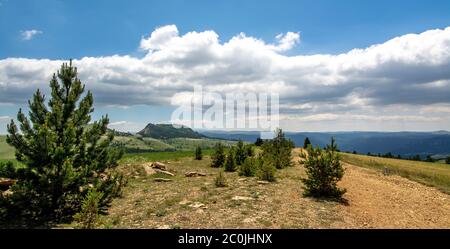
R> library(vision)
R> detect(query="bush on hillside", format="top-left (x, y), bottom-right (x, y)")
top-left (224, 149), bottom-right (236, 172)
top-left (194, 145), bottom-right (202, 160)
top-left (238, 157), bottom-right (260, 177)
top-left (302, 137), bottom-right (346, 198)
top-left (262, 128), bottom-right (294, 169)
top-left (211, 142), bottom-right (226, 168)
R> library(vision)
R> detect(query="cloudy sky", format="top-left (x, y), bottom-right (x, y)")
top-left (1, 0), bottom-right (450, 133)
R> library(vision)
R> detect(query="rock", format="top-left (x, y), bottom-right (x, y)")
top-left (243, 217), bottom-right (256, 223)
top-left (0, 178), bottom-right (17, 187)
top-left (189, 202), bottom-right (207, 209)
top-left (257, 180), bottom-right (270, 185)
top-left (179, 200), bottom-right (191, 205)
top-left (232, 196), bottom-right (253, 201)
top-left (153, 178), bottom-right (173, 182)
top-left (185, 172), bottom-right (207, 177)
top-left (2, 189), bottom-right (13, 197)
top-left (143, 165), bottom-right (157, 176)
top-left (155, 169), bottom-right (175, 176)
top-left (157, 225), bottom-right (171, 229)
top-left (151, 162), bottom-right (167, 170)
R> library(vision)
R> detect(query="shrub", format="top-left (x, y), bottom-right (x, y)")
top-left (1, 61), bottom-right (124, 223)
top-left (257, 160), bottom-right (276, 182)
top-left (302, 137), bottom-right (346, 198)
top-left (214, 170), bottom-right (227, 187)
top-left (262, 128), bottom-right (294, 169)
top-left (303, 137), bottom-right (311, 149)
top-left (211, 142), bottom-right (226, 168)
top-left (245, 145), bottom-right (254, 157)
top-left (73, 189), bottom-right (104, 229)
top-left (238, 157), bottom-right (259, 177)
top-left (194, 145), bottom-right (202, 160)
top-left (235, 140), bottom-right (247, 166)
top-left (254, 138), bottom-right (264, 146)
top-left (224, 150), bottom-right (236, 172)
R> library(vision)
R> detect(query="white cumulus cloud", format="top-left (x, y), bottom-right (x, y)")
top-left (20, 29), bottom-right (43, 41)
top-left (1, 25), bottom-right (450, 131)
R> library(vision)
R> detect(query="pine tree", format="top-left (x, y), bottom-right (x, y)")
top-left (446, 156), bottom-right (450, 164)
top-left (254, 138), bottom-right (264, 146)
top-left (211, 142), bottom-right (225, 168)
top-left (238, 157), bottom-right (259, 177)
top-left (194, 145), bottom-right (202, 160)
top-left (2, 60), bottom-right (124, 222)
top-left (224, 149), bottom-right (236, 172)
top-left (234, 140), bottom-right (246, 166)
top-left (262, 128), bottom-right (293, 169)
top-left (214, 170), bottom-right (227, 187)
top-left (302, 138), bottom-right (346, 198)
top-left (303, 137), bottom-right (311, 149)
top-left (257, 160), bottom-right (276, 182)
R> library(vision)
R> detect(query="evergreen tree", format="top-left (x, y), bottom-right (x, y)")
top-left (194, 145), bottom-right (202, 160)
top-left (254, 138), bottom-right (264, 146)
top-left (1, 61), bottom-right (124, 222)
top-left (234, 140), bottom-right (246, 166)
top-left (245, 144), bottom-right (254, 157)
top-left (211, 142), bottom-right (225, 168)
top-left (426, 155), bottom-right (434, 162)
top-left (302, 138), bottom-right (346, 198)
top-left (303, 137), bottom-right (311, 149)
top-left (262, 128), bottom-right (294, 169)
top-left (238, 157), bottom-right (259, 177)
top-left (257, 160), bottom-right (276, 182)
top-left (224, 149), bottom-right (236, 172)
top-left (446, 156), bottom-right (450, 164)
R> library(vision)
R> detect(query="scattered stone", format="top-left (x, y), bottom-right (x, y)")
top-left (257, 180), bottom-right (270, 185)
top-left (179, 200), bottom-right (191, 205)
top-left (153, 178), bottom-right (173, 182)
top-left (143, 165), bottom-right (157, 176)
top-left (157, 225), bottom-right (171, 229)
top-left (185, 172), bottom-right (207, 177)
top-left (2, 189), bottom-right (13, 197)
top-left (243, 217), bottom-right (256, 223)
top-left (151, 162), bottom-right (167, 170)
top-left (232, 196), bottom-right (253, 201)
top-left (0, 178), bottom-right (17, 187)
top-left (189, 202), bottom-right (207, 209)
top-left (155, 169), bottom-right (175, 176)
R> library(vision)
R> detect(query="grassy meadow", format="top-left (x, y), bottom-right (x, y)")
top-left (340, 152), bottom-right (450, 194)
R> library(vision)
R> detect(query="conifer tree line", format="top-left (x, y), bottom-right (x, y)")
top-left (0, 61), bottom-right (125, 224)
top-left (210, 128), bottom-right (293, 182)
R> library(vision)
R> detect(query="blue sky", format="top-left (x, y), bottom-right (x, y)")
top-left (2, 0), bottom-right (450, 58)
top-left (1, 0), bottom-right (450, 132)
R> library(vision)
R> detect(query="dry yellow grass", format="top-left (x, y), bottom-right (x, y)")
top-left (340, 152), bottom-right (450, 194)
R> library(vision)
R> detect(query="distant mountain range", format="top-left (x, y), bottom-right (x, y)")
top-left (137, 123), bottom-right (204, 139)
top-left (199, 130), bottom-right (450, 158)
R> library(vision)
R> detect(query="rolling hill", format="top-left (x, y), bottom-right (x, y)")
top-left (137, 123), bottom-right (204, 139)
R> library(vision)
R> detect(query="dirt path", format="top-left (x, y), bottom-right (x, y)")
top-left (335, 163), bottom-right (450, 228)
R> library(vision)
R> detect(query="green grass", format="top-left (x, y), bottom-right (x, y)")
top-left (112, 136), bottom-right (174, 152)
top-left (341, 152), bottom-right (450, 194)
top-left (0, 135), bottom-right (15, 160)
top-left (120, 149), bottom-right (214, 164)
top-left (163, 138), bottom-right (237, 151)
